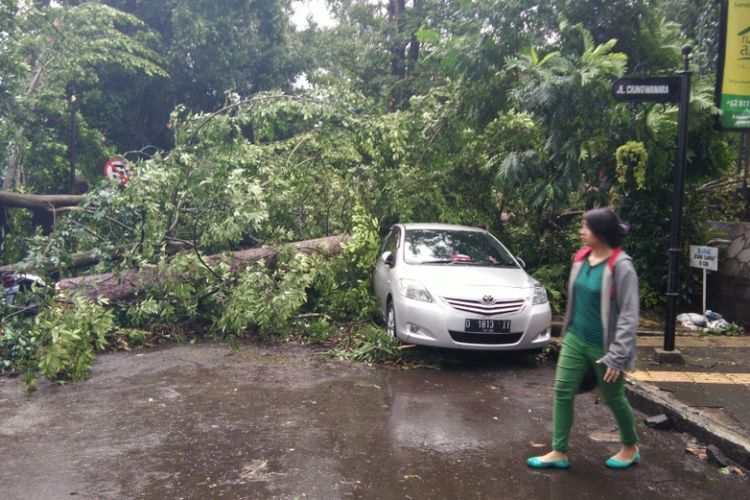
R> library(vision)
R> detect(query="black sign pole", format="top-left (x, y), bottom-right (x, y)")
top-left (664, 45), bottom-right (693, 352)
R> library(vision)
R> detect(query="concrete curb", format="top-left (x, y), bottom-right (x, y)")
top-left (625, 377), bottom-right (750, 467)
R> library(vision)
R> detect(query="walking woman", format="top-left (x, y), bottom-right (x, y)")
top-left (527, 208), bottom-right (640, 470)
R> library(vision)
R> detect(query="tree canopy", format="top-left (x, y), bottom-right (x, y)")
top-left (0, 0), bottom-right (743, 384)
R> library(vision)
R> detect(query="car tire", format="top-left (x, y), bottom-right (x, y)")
top-left (21, 293), bottom-right (43, 316)
top-left (518, 348), bottom-right (543, 359)
top-left (386, 301), bottom-right (400, 340)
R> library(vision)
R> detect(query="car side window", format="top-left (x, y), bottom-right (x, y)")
top-left (381, 228), bottom-right (400, 255)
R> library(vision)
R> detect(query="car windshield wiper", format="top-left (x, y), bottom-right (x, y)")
top-left (450, 260), bottom-right (518, 267)
top-left (419, 259), bottom-right (458, 265)
top-left (483, 261), bottom-right (518, 267)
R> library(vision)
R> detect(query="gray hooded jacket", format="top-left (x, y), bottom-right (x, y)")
top-left (560, 248), bottom-right (639, 371)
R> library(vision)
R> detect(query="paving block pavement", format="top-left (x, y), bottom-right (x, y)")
top-left (630, 334), bottom-right (750, 468)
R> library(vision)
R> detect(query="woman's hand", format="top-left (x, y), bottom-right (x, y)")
top-left (597, 360), bottom-right (622, 383)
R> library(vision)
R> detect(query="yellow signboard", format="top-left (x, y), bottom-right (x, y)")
top-left (719, 1), bottom-right (750, 128)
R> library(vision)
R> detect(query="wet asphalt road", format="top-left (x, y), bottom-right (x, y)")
top-left (1, 342), bottom-right (747, 500)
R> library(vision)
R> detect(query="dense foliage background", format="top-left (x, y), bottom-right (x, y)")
top-left (0, 0), bottom-right (743, 386)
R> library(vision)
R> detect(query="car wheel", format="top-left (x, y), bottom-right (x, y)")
top-left (518, 348), bottom-right (544, 360)
top-left (386, 301), bottom-right (399, 340)
top-left (21, 293), bottom-right (43, 316)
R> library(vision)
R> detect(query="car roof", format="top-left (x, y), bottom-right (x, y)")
top-left (397, 223), bottom-right (487, 232)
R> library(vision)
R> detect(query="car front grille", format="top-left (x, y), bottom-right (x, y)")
top-left (442, 296), bottom-right (526, 316)
top-left (448, 332), bottom-right (523, 345)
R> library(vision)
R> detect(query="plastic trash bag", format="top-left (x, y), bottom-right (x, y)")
top-left (676, 312), bottom-right (707, 329)
top-left (705, 310), bottom-right (722, 321)
top-left (706, 318), bottom-right (729, 330)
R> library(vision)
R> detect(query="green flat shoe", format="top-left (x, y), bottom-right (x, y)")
top-left (605, 450), bottom-right (640, 469)
top-left (527, 456), bottom-right (571, 469)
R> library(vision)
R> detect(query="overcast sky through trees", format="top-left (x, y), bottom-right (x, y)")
top-left (291, 0), bottom-right (336, 29)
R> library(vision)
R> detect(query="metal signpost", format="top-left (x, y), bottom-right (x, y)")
top-left (689, 245), bottom-right (719, 314)
top-left (612, 46), bottom-right (692, 352)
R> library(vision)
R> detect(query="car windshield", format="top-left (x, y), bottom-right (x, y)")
top-left (403, 229), bottom-right (518, 267)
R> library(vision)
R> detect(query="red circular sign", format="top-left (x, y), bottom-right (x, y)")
top-left (103, 157), bottom-right (129, 185)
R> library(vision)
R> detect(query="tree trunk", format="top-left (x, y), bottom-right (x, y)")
top-left (407, 0), bottom-right (421, 74)
top-left (3, 30), bottom-right (63, 191)
top-left (0, 250), bottom-right (101, 274)
top-left (0, 191), bottom-right (86, 237)
top-left (55, 234), bottom-right (350, 302)
top-left (388, 0), bottom-right (407, 81)
top-left (2, 125), bottom-right (26, 191)
top-left (67, 84), bottom-right (79, 194)
top-left (0, 191), bottom-right (86, 210)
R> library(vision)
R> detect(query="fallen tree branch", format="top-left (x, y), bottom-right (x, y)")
top-left (55, 234), bottom-right (350, 302)
top-left (0, 191), bottom-right (86, 210)
top-left (0, 250), bottom-right (101, 274)
top-left (698, 177), bottom-right (741, 192)
top-left (53, 206), bottom-right (135, 233)
top-left (556, 210), bottom-right (584, 220)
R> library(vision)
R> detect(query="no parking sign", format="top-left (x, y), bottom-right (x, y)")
top-left (689, 245), bottom-right (718, 313)
top-left (103, 156), bottom-right (129, 185)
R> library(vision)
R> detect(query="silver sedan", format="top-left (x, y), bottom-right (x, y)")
top-left (373, 223), bottom-right (551, 351)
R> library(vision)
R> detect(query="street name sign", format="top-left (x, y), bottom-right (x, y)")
top-left (689, 245), bottom-right (718, 271)
top-left (611, 76), bottom-right (682, 103)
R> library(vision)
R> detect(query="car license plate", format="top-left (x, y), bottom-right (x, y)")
top-left (464, 319), bottom-right (511, 333)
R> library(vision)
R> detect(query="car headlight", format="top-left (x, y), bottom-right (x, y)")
top-left (398, 279), bottom-right (433, 302)
top-left (532, 283), bottom-right (548, 304)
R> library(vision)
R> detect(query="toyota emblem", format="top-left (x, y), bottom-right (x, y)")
top-left (481, 295), bottom-right (494, 305)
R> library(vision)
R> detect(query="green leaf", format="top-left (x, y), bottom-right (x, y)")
top-left (416, 27), bottom-right (440, 44)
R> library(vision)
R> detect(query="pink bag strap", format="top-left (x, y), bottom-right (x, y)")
top-left (573, 246), bottom-right (623, 298)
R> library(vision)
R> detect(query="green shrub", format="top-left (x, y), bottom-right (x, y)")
top-left (109, 328), bottom-right (150, 349)
top-left (215, 246), bottom-right (319, 340)
top-left (308, 203), bottom-right (380, 322)
top-left (331, 323), bottom-right (403, 364)
top-left (2, 296), bottom-right (117, 390)
top-left (301, 317), bottom-right (335, 345)
top-left (0, 325), bottom-right (41, 375)
top-left (639, 280), bottom-right (663, 309)
top-left (704, 321), bottom-right (744, 337)
top-left (0, 207), bottom-right (35, 266)
top-left (125, 253), bottom-right (227, 328)
top-left (36, 296), bottom-right (115, 384)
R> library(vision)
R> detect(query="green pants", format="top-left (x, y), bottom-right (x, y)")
top-left (552, 333), bottom-right (638, 452)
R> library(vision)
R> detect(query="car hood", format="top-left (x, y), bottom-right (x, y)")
top-left (402, 264), bottom-right (534, 297)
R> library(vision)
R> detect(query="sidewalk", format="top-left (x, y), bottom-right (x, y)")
top-left (627, 333), bottom-right (750, 468)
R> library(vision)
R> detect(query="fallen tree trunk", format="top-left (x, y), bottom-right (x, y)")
top-left (55, 234), bottom-right (350, 302)
top-left (0, 191), bottom-right (87, 239)
top-left (0, 191), bottom-right (86, 210)
top-left (0, 250), bottom-right (100, 274)
top-left (0, 241), bottom-right (192, 275)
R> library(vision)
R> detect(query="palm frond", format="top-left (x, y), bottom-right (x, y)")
top-left (538, 50), bottom-right (561, 67)
top-left (529, 46), bottom-right (539, 66)
top-left (576, 24), bottom-right (595, 53)
top-left (495, 149), bottom-right (541, 187)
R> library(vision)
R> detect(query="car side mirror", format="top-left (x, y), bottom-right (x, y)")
top-left (516, 256), bottom-right (526, 268)
top-left (381, 251), bottom-right (395, 267)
